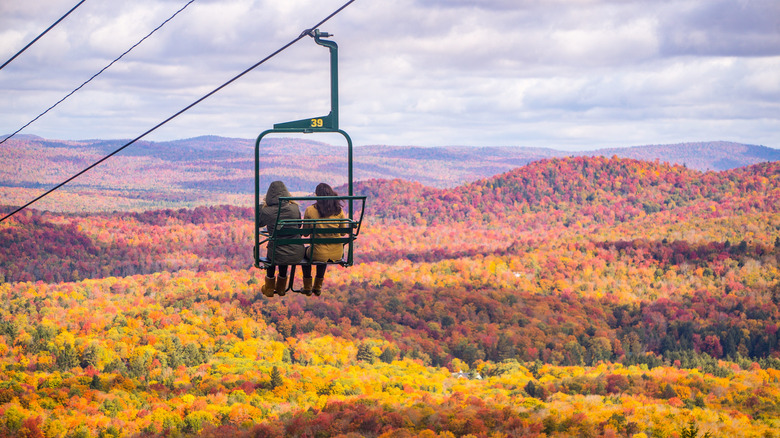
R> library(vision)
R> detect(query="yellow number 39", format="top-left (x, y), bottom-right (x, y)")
top-left (310, 118), bottom-right (323, 128)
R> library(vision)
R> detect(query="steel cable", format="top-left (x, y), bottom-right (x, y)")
top-left (0, 0), bottom-right (357, 223)
top-left (0, 0), bottom-right (196, 145)
top-left (0, 0), bottom-right (87, 71)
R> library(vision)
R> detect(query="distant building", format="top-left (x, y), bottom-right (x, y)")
top-left (451, 370), bottom-right (482, 380)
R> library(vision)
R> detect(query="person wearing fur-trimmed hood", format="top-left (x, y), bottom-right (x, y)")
top-left (258, 181), bottom-right (305, 297)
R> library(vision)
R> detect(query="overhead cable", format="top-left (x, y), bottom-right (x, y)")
top-left (0, 0), bottom-right (358, 223)
top-left (0, 0), bottom-right (88, 71)
top-left (0, 0), bottom-right (196, 146)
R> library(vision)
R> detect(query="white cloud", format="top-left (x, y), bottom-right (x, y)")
top-left (0, 0), bottom-right (778, 150)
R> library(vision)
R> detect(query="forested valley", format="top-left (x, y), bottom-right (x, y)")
top-left (0, 156), bottom-right (778, 437)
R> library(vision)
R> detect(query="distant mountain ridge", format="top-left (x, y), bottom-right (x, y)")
top-left (585, 141), bottom-right (780, 171)
top-left (1, 136), bottom-right (777, 212)
top-left (352, 156), bottom-right (780, 227)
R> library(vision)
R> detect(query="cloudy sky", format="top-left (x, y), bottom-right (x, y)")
top-left (1, 0), bottom-right (778, 150)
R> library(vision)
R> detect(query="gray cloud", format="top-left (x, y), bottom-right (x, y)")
top-left (659, 0), bottom-right (780, 56)
top-left (0, 0), bottom-right (778, 150)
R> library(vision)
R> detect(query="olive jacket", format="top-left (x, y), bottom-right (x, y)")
top-left (303, 205), bottom-right (346, 262)
top-left (258, 181), bottom-right (305, 265)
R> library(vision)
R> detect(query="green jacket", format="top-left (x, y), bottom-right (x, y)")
top-left (259, 181), bottom-right (305, 265)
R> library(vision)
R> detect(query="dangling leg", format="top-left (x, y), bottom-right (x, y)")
top-left (275, 265), bottom-right (289, 296)
top-left (301, 264), bottom-right (313, 296)
top-left (312, 264), bottom-right (327, 296)
top-left (262, 265), bottom-right (276, 297)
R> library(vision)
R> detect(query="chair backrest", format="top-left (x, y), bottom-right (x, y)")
top-left (255, 196), bottom-right (366, 268)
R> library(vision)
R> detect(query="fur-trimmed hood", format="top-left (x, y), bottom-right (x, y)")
top-left (264, 181), bottom-right (291, 206)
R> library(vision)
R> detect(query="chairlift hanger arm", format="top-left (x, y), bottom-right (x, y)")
top-left (273, 29), bottom-right (339, 131)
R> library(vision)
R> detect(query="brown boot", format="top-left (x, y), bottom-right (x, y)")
top-left (261, 276), bottom-right (275, 298)
top-left (302, 277), bottom-right (313, 296)
top-left (275, 276), bottom-right (288, 296)
top-left (312, 277), bottom-right (324, 296)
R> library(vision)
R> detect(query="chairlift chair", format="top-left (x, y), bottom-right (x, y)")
top-left (254, 29), bottom-right (366, 295)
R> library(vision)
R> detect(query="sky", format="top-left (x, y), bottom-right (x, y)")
top-left (0, 0), bottom-right (779, 151)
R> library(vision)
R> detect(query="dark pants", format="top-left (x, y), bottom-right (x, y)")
top-left (301, 264), bottom-right (327, 279)
top-left (266, 265), bottom-right (289, 277)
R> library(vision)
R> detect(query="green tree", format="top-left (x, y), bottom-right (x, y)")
top-left (58, 343), bottom-right (79, 370)
top-left (680, 420), bottom-right (713, 438)
top-left (661, 383), bottom-right (678, 399)
top-left (357, 343), bottom-right (376, 363)
top-left (524, 380), bottom-right (547, 399)
top-left (379, 346), bottom-right (398, 363)
top-left (90, 374), bottom-right (102, 391)
top-left (269, 366), bottom-right (283, 389)
top-left (80, 343), bottom-right (100, 368)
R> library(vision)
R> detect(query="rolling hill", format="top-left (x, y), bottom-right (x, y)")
top-left (1, 135), bottom-right (778, 213)
top-left (3, 156), bottom-right (778, 282)
top-left (353, 156), bottom-right (780, 227)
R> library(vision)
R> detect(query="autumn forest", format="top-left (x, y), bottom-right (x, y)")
top-left (1, 146), bottom-right (779, 437)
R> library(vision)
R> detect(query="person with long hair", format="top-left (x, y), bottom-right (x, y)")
top-left (258, 181), bottom-right (305, 297)
top-left (301, 182), bottom-right (346, 296)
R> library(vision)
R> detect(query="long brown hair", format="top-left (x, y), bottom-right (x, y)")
top-left (314, 183), bottom-right (343, 217)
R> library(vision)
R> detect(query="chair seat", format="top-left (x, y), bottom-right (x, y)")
top-left (257, 256), bottom-right (346, 266)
